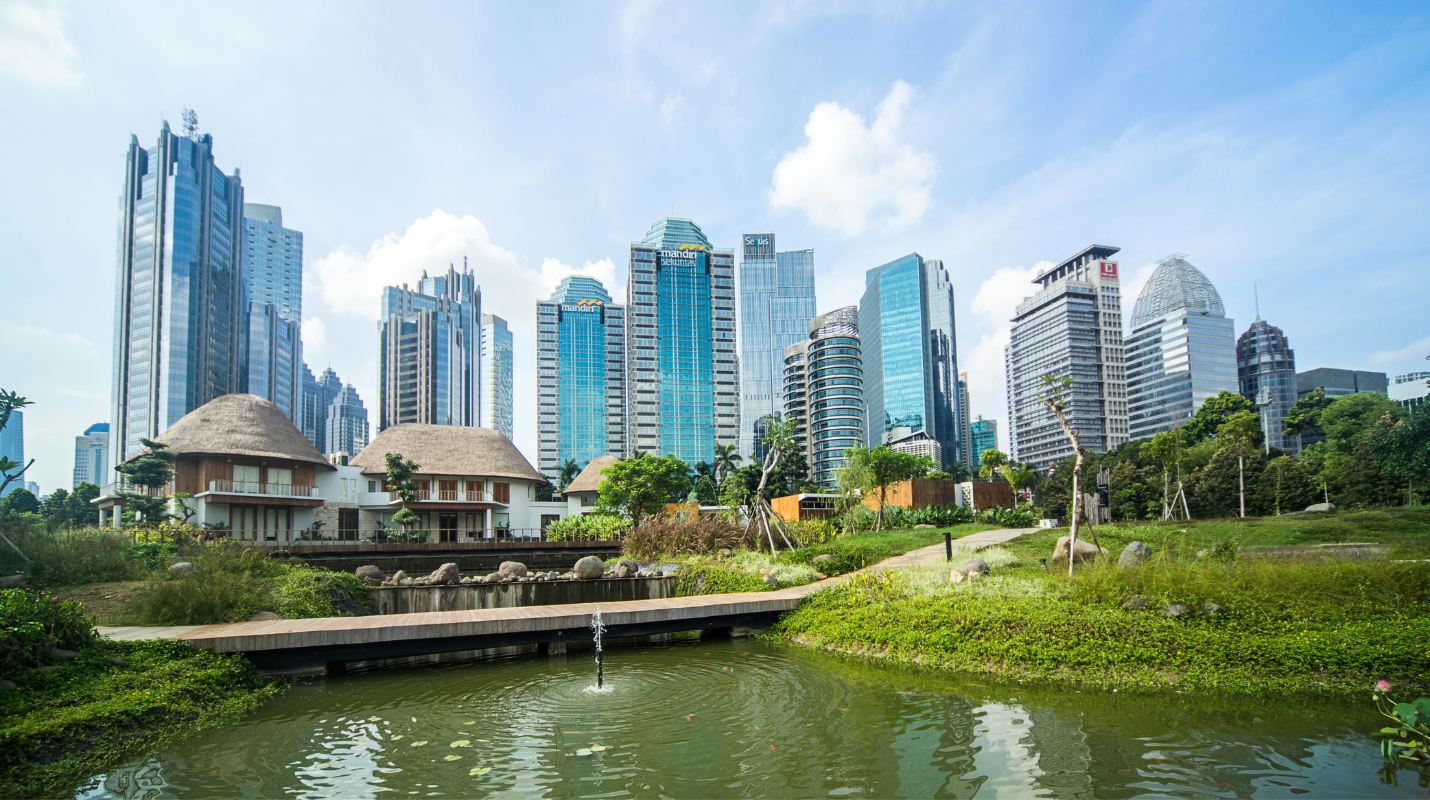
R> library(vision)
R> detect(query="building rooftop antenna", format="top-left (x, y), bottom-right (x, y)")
top-left (1254, 282), bottom-right (1260, 320)
top-left (182, 108), bottom-right (199, 141)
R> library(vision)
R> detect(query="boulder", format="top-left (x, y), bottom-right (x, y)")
top-left (1122, 595), bottom-right (1149, 611)
top-left (762, 574), bottom-right (779, 586)
top-left (355, 565), bottom-right (386, 586)
top-left (653, 570), bottom-right (664, 577)
top-left (49, 647), bottom-right (78, 660)
top-left (717, 549), bottom-right (732, 558)
top-left (1163, 602), bottom-right (1189, 618)
top-left (966, 570), bottom-right (983, 581)
top-left (811, 554), bottom-right (835, 567)
top-left (427, 563), bottom-right (460, 585)
top-left (957, 558), bottom-right (990, 575)
top-left (0, 679), bottom-right (16, 691)
top-left (813, 572), bottom-right (827, 580)
top-left (1305, 502), bottom-right (1336, 514)
top-left (1050, 536), bottom-right (1109, 565)
top-left (948, 569), bottom-right (966, 584)
top-left (392, 570), bottom-right (414, 587)
top-left (914, 524), bottom-right (936, 529)
top-left (484, 572), bottom-right (502, 583)
top-left (1201, 601), bottom-right (1228, 616)
top-left (248, 611), bottom-right (282, 621)
top-left (615, 560), bottom-right (640, 579)
top-left (167, 561), bottom-right (196, 576)
top-left (0, 573), bottom-right (25, 588)
top-left (1118, 541), bottom-right (1152, 570)
top-left (573, 556), bottom-right (605, 580)
top-left (498, 561), bottom-right (529, 579)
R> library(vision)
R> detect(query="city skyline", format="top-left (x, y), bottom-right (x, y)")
top-left (4, 3), bottom-right (1429, 491)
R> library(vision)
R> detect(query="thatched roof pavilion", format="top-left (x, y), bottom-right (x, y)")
top-left (130, 393), bottom-right (331, 468)
top-left (351, 424), bottom-right (546, 483)
top-left (562, 455), bottom-right (619, 495)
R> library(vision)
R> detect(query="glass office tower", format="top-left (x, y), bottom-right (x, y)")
top-left (858, 253), bottom-right (965, 470)
top-left (738, 233), bottom-right (815, 459)
top-left (110, 120), bottom-right (246, 470)
top-left (788, 307), bottom-right (863, 486)
top-left (1237, 316), bottom-right (1298, 455)
top-left (480, 314), bottom-right (514, 440)
top-left (536, 276), bottom-right (626, 478)
top-left (970, 416), bottom-right (998, 468)
top-left (73, 422), bottom-right (109, 488)
top-left (626, 218), bottom-right (738, 466)
top-left (242, 203), bottom-right (303, 422)
top-left (324, 383), bottom-right (370, 457)
top-left (378, 264), bottom-right (481, 431)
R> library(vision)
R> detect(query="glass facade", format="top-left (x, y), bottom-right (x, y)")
top-left (858, 254), bottom-right (965, 469)
top-left (970, 416), bottom-right (998, 468)
top-left (536, 276), bottom-right (626, 478)
top-left (802, 307), bottom-right (863, 486)
top-left (73, 422), bottom-right (109, 488)
top-left (300, 364), bottom-right (343, 453)
top-left (627, 218), bottom-right (738, 466)
top-left (242, 204), bottom-right (303, 421)
top-left (1237, 318), bottom-right (1297, 455)
top-left (738, 233), bottom-right (816, 459)
top-left (324, 383), bottom-right (370, 456)
top-left (111, 122), bottom-right (246, 470)
top-left (480, 314), bottom-right (514, 440)
top-left (378, 264), bottom-right (481, 431)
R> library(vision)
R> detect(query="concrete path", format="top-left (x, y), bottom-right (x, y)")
top-left (96, 526), bottom-right (1037, 654)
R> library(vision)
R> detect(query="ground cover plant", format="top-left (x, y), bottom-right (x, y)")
top-left (0, 518), bottom-right (158, 588)
top-left (0, 637), bottom-right (281, 799)
top-left (778, 525), bottom-right (1430, 695)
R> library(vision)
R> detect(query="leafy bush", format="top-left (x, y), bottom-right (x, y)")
top-left (274, 569), bottom-right (373, 618)
top-left (726, 550), bottom-right (820, 586)
top-left (1, 589), bottom-right (97, 672)
top-left (0, 521), bottom-right (153, 588)
top-left (785, 518), bottom-right (839, 546)
top-left (674, 564), bottom-right (767, 596)
top-left (621, 517), bottom-right (755, 560)
top-left (977, 505), bottom-right (1036, 527)
top-left (850, 504), bottom-right (976, 530)
top-left (545, 513), bottom-right (629, 542)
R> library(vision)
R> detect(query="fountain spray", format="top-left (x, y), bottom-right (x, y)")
top-left (590, 604), bottom-right (606, 689)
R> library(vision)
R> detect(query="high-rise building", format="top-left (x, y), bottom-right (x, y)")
top-left (1125, 255), bottom-right (1237, 440)
top-left (378, 264), bottom-right (481, 431)
top-left (970, 416), bottom-right (998, 467)
top-left (781, 340), bottom-right (809, 460)
top-left (1005, 245), bottom-right (1128, 473)
top-left (110, 117), bottom-right (246, 470)
top-left (1391, 372), bottom-right (1429, 411)
top-left (956, 372), bottom-right (972, 468)
top-left (859, 253), bottom-right (965, 469)
top-left (625, 218), bottom-right (738, 465)
top-left (536, 276), bottom-right (626, 478)
top-left (1, 409), bottom-right (23, 497)
top-left (1296, 368), bottom-right (1388, 399)
top-left (324, 383), bottom-right (370, 457)
top-left (1237, 316), bottom-right (1298, 454)
top-left (73, 422), bottom-right (109, 488)
top-left (738, 233), bottom-right (816, 460)
top-left (299, 364), bottom-right (343, 453)
top-left (242, 203), bottom-right (303, 421)
top-left (787, 306), bottom-right (863, 487)
top-left (480, 314), bottom-right (514, 440)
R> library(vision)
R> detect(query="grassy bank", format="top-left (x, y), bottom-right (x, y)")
top-left (0, 635), bottom-right (281, 798)
top-left (777, 518), bottom-right (1430, 695)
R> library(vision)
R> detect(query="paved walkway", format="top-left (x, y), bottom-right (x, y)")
top-left (96, 527), bottom-right (1037, 650)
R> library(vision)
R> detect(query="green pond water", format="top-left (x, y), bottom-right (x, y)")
top-left (79, 639), bottom-right (1424, 799)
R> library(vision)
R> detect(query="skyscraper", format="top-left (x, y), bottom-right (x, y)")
top-left (858, 253), bottom-right (965, 469)
top-left (970, 416), bottom-right (998, 468)
top-left (782, 306), bottom-right (863, 487)
top-left (1237, 316), bottom-right (1298, 454)
top-left (738, 233), bottom-right (815, 459)
top-left (300, 364), bottom-right (342, 453)
top-left (1005, 245), bottom-right (1128, 473)
top-left (1391, 372), bottom-right (1429, 411)
top-left (324, 383), bottom-right (370, 457)
top-left (956, 372), bottom-right (972, 469)
top-left (378, 264), bottom-right (481, 431)
top-left (1, 409), bottom-right (23, 498)
top-left (1125, 255), bottom-right (1237, 440)
top-left (73, 422), bottom-right (109, 488)
top-left (537, 276), bottom-right (627, 478)
top-left (480, 313), bottom-right (514, 440)
top-left (1296, 368), bottom-right (1388, 399)
top-left (110, 117), bottom-right (246, 470)
top-left (242, 203), bottom-right (303, 421)
top-left (625, 218), bottom-right (738, 465)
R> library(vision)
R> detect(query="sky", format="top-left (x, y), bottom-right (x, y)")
top-left (2, 0), bottom-right (1428, 495)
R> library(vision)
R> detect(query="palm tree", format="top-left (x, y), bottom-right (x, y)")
top-left (692, 461), bottom-right (715, 480)
top-left (558, 458), bottom-right (581, 491)
top-left (712, 444), bottom-right (743, 483)
top-left (978, 449), bottom-right (1009, 481)
top-left (998, 462), bottom-right (1036, 507)
top-left (947, 461), bottom-right (971, 483)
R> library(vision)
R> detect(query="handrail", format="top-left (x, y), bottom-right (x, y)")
top-left (112, 528), bottom-right (580, 545)
top-left (207, 480), bottom-right (318, 498)
top-left (388, 489), bottom-right (488, 503)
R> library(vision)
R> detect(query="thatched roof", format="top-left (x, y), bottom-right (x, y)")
top-left (351, 424), bottom-right (546, 482)
top-left (134, 393), bottom-right (332, 468)
top-left (563, 455), bottom-right (619, 494)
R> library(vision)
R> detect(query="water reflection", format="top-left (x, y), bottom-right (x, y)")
top-left (78, 640), bottom-right (1416, 799)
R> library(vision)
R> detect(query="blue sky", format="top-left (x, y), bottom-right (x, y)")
top-left (2, 1), bottom-right (1427, 494)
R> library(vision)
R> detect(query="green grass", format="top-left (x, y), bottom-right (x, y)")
top-left (0, 638), bottom-right (282, 798)
top-left (778, 524), bottom-right (1430, 695)
top-left (783, 523), bottom-right (999, 576)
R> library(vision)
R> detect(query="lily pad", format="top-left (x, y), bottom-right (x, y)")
top-left (464, 721), bottom-right (476, 726)
top-left (444, 755), bottom-right (462, 761)
top-left (411, 741), bottom-right (428, 747)
top-left (450, 740), bottom-right (471, 748)
top-left (575, 748), bottom-right (592, 757)
top-left (590, 744), bottom-right (606, 752)
top-left (391, 735), bottom-right (405, 741)
top-left (469, 766), bottom-right (492, 776)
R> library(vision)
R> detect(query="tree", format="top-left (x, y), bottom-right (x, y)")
top-left (38, 488), bottom-right (69, 520)
top-left (712, 443), bottom-right (743, 483)
top-left (3, 488), bottom-right (39, 515)
top-left (1317, 393), bottom-right (1407, 508)
top-left (384, 452), bottom-right (422, 530)
top-left (1217, 410), bottom-right (1263, 517)
top-left (596, 453), bottom-right (690, 527)
top-left (68, 482), bottom-right (101, 526)
top-left (1371, 404), bottom-right (1430, 506)
top-left (1192, 444), bottom-right (1266, 519)
top-left (747, 415), bottom-right (805, 553)
top-left (845, 445), bottom-right (932, 532)
top-left (978, 449), bottom-right (1008, 481)
top-left (999, 462), bottom-right (1037, 507)
top-left (558, 458), bottom-right (581, 491)
top-left (1257, 455), bottom-right (1316, 515)
top-left (833, 454), bottom-right (871, 535)
top-left (1284, 387), bottom-right (1334, 442)
top-left (946, 461), bottom-right (971, 483)
top-left (694, 474), bottom-right (718, 506)
top-left (1183, 390), bottom-right (1255, 441)
top-left (1109, 460), bottom-right (1153, 521)
top-left (115, 438), bottom-right (176, 524)
top-left (1038, 375), bottom-right (1102, 569)
top-left (1141, 429), bottom-right (1190, 520)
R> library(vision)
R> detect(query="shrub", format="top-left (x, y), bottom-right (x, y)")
top-left (785, 518), bottom-right (839, 546)
top-left (1, 589), bottom-right (97, 672)
top-left (622, 517), bottom-right (755, 560)
top-left (545, 513), bottom-right (629, 542)
top-left (674, 564), bottom-right (767, 596)
top-left (977, 506), bottom-right (1036, 527)
top-left (274, 569), bottom-right (373, 618)
top-left (0, 521), bottom-right (151, 588)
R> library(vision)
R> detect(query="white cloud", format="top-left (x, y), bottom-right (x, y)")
top-left (0, 0), bottom-right (81, 86)
top-left (20, 324), bottom-right (93, 353)
top-left (301, 317), bottom-right (327, 356)
top-left (769, 80), bottom-right (935, 236)
top-left (537, 257), bottom-right (619, 297)
top-left (660, 92), bottom-right (683, 126)
top-left (962, 264), bottom-right (1042, 430)
top-left (1370, 335), bottom-right (1430, 366)
top-left (1119, 261), bottom-right (1160, 324)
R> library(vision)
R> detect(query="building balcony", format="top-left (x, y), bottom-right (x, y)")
top-left (202, 480), bottom-right (320, 499)
top-left (386, 489), bottom-right (493, 504)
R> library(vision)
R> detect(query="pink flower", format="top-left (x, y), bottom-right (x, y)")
top-left (1375, 680), bottom-right (1393, 693)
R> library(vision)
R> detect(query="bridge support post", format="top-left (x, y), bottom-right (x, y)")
top-left (699, 626), bottom-right (734, 640)
top-left (539, 631), bottom-right (567, 656)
